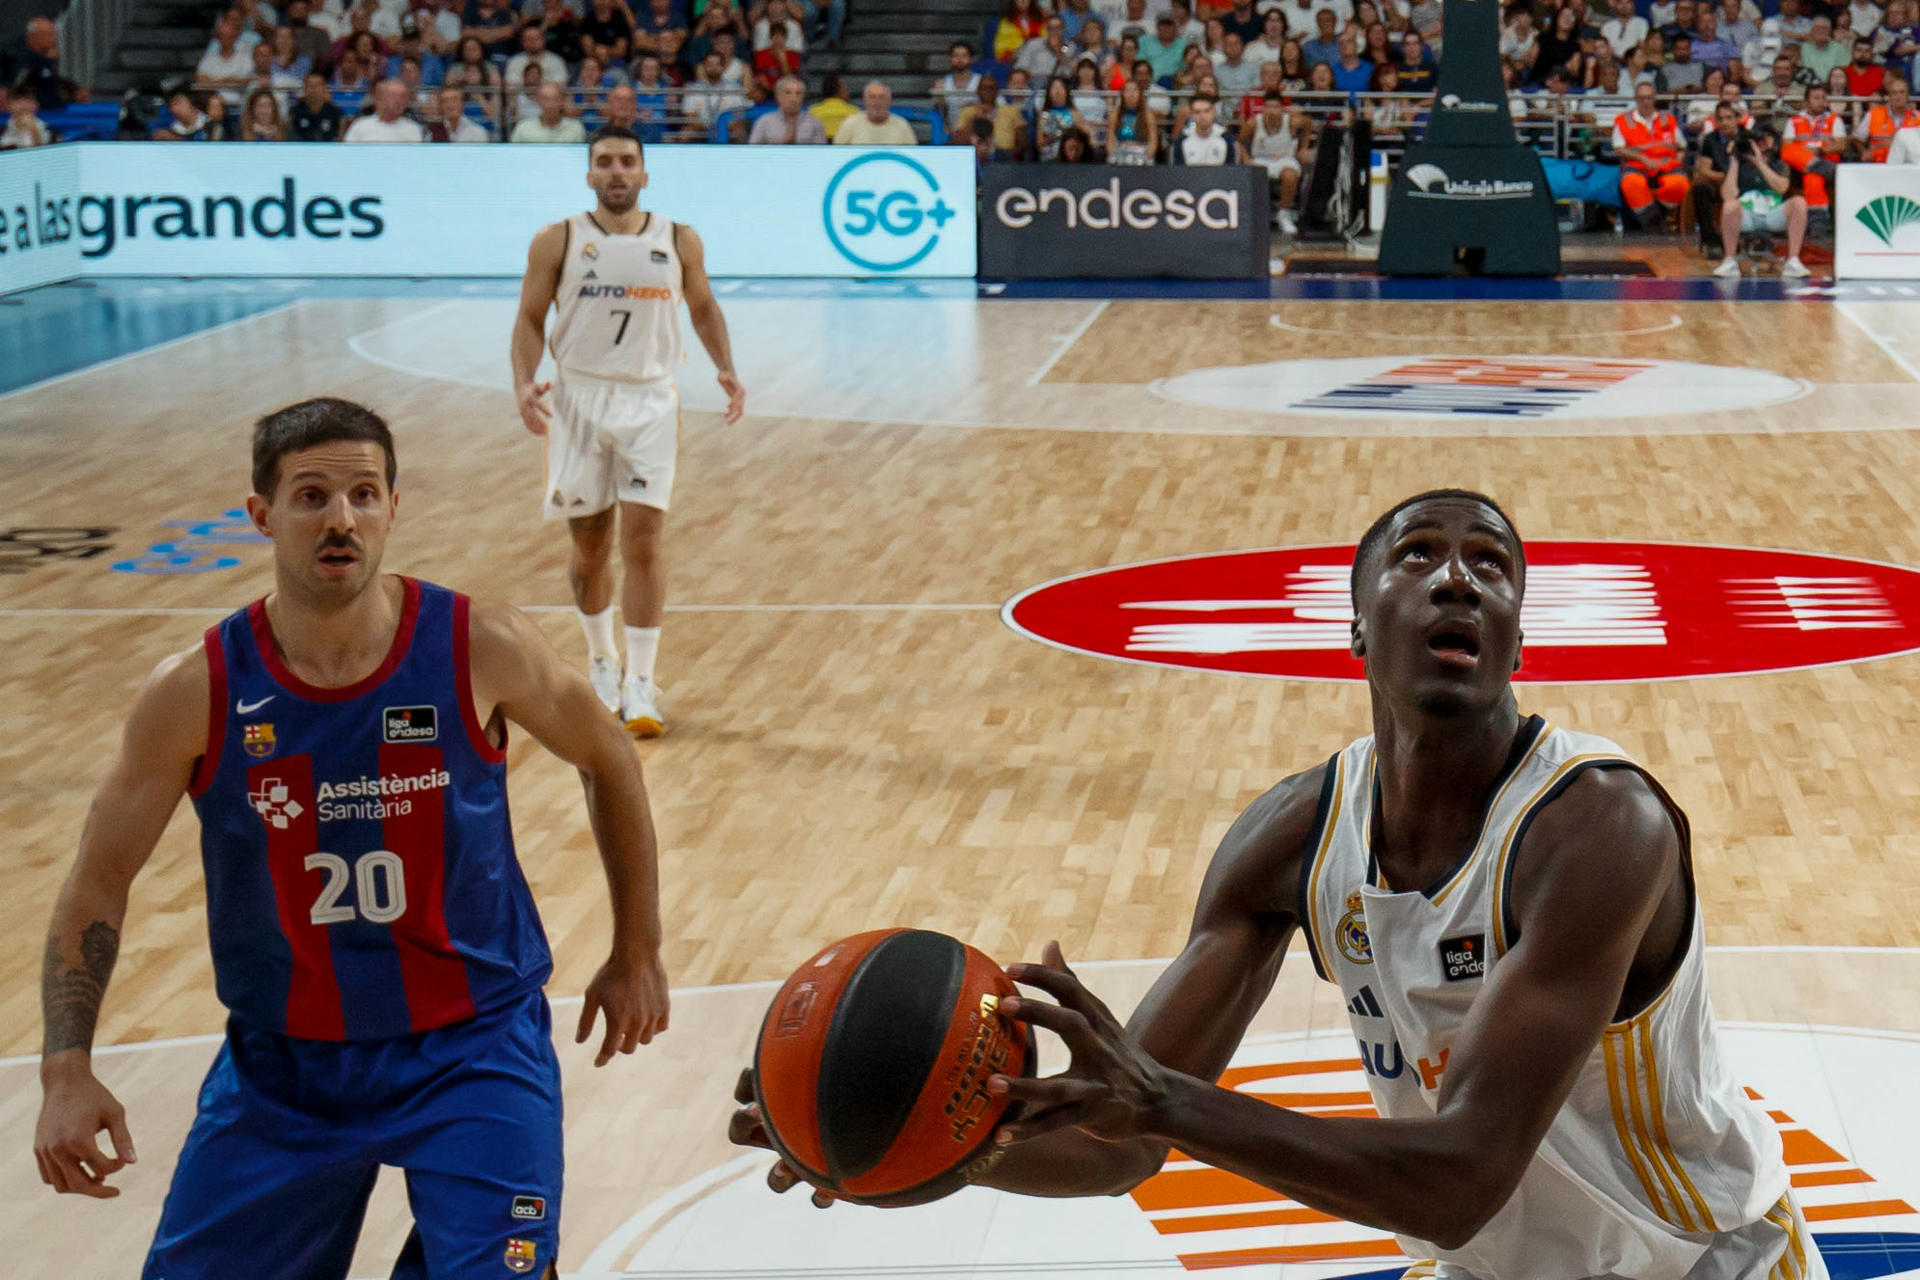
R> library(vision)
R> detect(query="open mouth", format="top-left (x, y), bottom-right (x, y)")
top-left (1426, 625), bottom-right (1481, 662)
top-left (317, 547), bottom-right (359, 571)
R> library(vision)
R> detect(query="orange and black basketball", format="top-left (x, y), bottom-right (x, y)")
top-left (753, 929), bottom-right (1036, 1208)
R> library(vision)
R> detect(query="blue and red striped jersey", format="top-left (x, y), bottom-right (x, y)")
top-left (189, 577), bottom-right (552, 1041)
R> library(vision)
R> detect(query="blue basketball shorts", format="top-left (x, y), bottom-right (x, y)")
top-left (143, 988), bottom-right (562, 1280)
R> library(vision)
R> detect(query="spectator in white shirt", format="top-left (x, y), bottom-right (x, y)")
top-left (1173, 94), bottom-right (1238, 161)
top-left (833, 79), bottom-right (918, 144)
top-left (198, 14), bottom-right (258, 106)
top-left (1, 88), bottom-right (53, 147)
top-left (1248, 8), bottom-right (1289, 62)
top-left (1016, 15), bottom-right (1072, 80)
top-left (749, 73), bottom-right (828, 140)
top-left (512, 79), bottom-right (588, 138)
top-left (432, 84), bottom-right (491, 137)
top-left (683, 49), bottom-right (748, 135)
top-left (504, 23), bottom-right (568, 89)
top-left (752, 0), bottom-right (805, 50)
top-left (1852, 0), bottom-right (1886, 36)
top-left (1888, 123), bottom-right (1920, 161)
top-left (344, 75), bottom-right (429, 137)
top-left (1602, 0), bottom-right (1648, 57)
top-left (710, 29), bottom-right (752, 87)
top-left (933, 41), bottom-right (982, 129)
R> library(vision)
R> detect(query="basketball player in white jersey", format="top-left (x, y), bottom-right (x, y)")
top-left (732, 490), bottom-right (1825, 1279)
top-left (512, 125), bottom-right (745, 737)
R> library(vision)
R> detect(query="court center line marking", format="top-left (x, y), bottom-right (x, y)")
top-left (343, 298), bottom-right (474, 385)
top-left (0, 603), bottom-right (1003, 619)
top-left (1024, 299), bottom-right (1111, 388)
top-left (1268, 312), bottom-right (1687, 340)
top-left (1836, 300), bottom-right (1920, 385)
top-left (0, 299), bottom-right (308, 402)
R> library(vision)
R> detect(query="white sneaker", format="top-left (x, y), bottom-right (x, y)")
top-left (1782, 256), bottom-right (1811, 278)
top-left (1712, 257), bottom-right (1741, 278)
top-left (1279, 209), bottom-right (1298, 236)
top-left (620, 677), bottom-right (665, 738)
top-left (589, 656), bottom-right (622, 715)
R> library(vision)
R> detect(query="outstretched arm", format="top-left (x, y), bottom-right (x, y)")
top-left (997, 768), bottom-right (1680, 1250)
top-left (675, 222), bottom-right (746, 424)
top-left (36, 645), bottom-right (207, 1197)
top-left (727, 766), bottom-right (1326, 1201)
top-left (468, 600), bottom-right (670, 1063)
top-left (512, 220), bottom-right (567, 437)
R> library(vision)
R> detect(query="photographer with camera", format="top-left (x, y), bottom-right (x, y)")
top-left (1713, 120), bottom-right (1811, 277)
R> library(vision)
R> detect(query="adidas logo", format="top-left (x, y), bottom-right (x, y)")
top-left (1347, 985), bottom-right (1383, 1019)
top-left (584, 268), bottom-right (599, 279)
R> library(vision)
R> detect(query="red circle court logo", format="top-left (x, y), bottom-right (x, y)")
top-left (1003, 541), bottom-right (1920, 683)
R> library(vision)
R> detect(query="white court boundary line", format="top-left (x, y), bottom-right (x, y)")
top-left (1268, 312), bottom-right (1687, 340)
top-left (336, 298), bottom-right (1898, 440)
top-left (0, 603), bottom-right (1002, 620)
top-left (1837, 299), bottom-right (1920, 385)
top-left (2, 947), bottom-right (1911, 1071)
top-left (0, 300), bottom-right (307, 402)
top-left (1024, 299), bottom-right (1111, 387)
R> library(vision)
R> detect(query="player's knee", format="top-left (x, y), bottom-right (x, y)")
top-left (620, 524), bottom-right (662, 570)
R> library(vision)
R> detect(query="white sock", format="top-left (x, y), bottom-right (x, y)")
top-left (625, 626), bottom-right (661, 684)
top-left (578, 606), bottom-right (619, 663)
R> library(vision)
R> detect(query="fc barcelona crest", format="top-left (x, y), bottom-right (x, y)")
top-left (1336, 889), bottom-right (1373, 965)
top-left (243, 723), bottom-right (276, 759)
top-left (504, 1238), bottom-right (538, 1274)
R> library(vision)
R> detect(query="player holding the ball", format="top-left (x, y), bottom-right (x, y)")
top-left (733, 489), bottom-right (1824, 1279)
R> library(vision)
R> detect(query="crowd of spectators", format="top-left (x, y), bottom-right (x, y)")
top-left (0, 0), bottom-right (849, 146)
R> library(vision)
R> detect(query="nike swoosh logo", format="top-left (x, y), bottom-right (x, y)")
top-left (236, 696), bottom-right (274, 714)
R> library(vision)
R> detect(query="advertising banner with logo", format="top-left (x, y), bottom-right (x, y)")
top-left (1836, 163), bottom-right (1920, 279)
top-left (1377, 0), bottom-right (1561, 275)
top-left (0, 146), bottom-right (83, 295)
top-left (0, 143), bottom-right (973, 290)
top-left (977, 164), bottom-right (1270, 280)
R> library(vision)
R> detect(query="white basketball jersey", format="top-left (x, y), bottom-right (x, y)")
top-left (1301, 718), bottom-right (1788, 1279)
top-left (548, 211), bottom-right (684, 383)
top-left (1251, 113), bottom-right (1297, 163)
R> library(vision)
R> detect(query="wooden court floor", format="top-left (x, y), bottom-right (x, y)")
top-left (6, 291), bottom-right (1920, 1276)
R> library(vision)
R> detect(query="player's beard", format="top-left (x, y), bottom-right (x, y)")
top-left (599, 187), bottom-right (639, 215)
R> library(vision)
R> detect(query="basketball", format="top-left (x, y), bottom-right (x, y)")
top-left (752, 929), bottom-right (1035, 1208)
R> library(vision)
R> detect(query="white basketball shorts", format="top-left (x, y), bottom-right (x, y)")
top-left (542, 373), bottom-right (681, 518)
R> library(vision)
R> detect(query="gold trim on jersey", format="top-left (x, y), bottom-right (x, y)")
top-left (1425, 722), bottom-right (1555, 908)
top-left (1764, 1192), bottom-right (1806, 1280)
top-left (1637, 1018), bottom-right (1717, 1231)
top-left (1601, 1002), bottom-right (1718, 1234)
top-left (1305, 752), bottom-right (1351, 971)
top-left (1490, 750), bottom-right (1627, 957)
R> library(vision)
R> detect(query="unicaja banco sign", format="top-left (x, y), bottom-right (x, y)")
top-left (1405, 163), bottom-right (1535, 200)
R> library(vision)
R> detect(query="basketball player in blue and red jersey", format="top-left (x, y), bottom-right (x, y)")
top-left (513, 124), bottom-right (746, 739)
top-left (33, 398), bottom-right (670, 1279)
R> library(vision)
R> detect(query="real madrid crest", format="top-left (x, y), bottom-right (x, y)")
top-left (1336, 889), bottom-right (1373, 965)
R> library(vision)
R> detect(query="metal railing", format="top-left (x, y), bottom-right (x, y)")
top-left (36, 79), bottom-right (1889, 159)
top-left (56, 0), bottom-right (141, 93)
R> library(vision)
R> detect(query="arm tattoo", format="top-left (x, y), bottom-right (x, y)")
top-left (42, 921), bottom-right (120, 1056)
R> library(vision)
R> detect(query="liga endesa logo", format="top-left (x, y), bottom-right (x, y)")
top-left (1003, 541), bottom-right (1920, 683)
top-left (994, 176), bottom-right (1244, 231)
